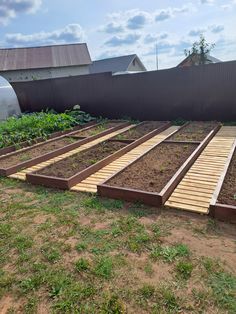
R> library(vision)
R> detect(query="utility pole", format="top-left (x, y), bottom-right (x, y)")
top-left (156, 42), bottom-right (159, 70)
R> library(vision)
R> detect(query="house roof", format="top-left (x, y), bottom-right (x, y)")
top-left (89, 54), bottom-right (147, 74)
top-left (0, 43), bottom-right (92, 71)
top-left (177, 53), bottom-right (222, 67)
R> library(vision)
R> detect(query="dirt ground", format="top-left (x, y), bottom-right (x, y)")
top-left (0, 177), bottom-right (235, 314)
top-left (168, 121), bottom-right (219, 142)
top-left (108, 143), bottom-right (197, 192)
top-left (0, 137), bottom-right (79, 168)
top-left (37, 141), bottom-right (127, 178)
top-left (218, 151), bottom-right (236, 206)
top-left (73, 122), bottom-right (120, 137)
top-left (114, 121), bottom-right (165, 140)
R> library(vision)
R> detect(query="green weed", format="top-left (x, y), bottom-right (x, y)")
top-left (94, 256), bottom-right (113, 279)
top-left (175, 261), bottom-right (193, 279)
top-left (75, 258), bottom-right (90, 272)
top-left (151, 243), bottom-right (190, 263)
top-left (209, 271), bottom-right (236, 312)
top-left (41, 245), bottom-right (61, 263)
top-left (138, 284), bottom-right (155, 299)
top-left (101, 293), bottom-right (126, 313)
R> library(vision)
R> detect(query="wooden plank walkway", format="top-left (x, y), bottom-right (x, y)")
top-left (71, 126), bottom-right (179, 193)
top-left (165, 126), bottom-right (236, 214)
top-left (9, 124), bottom-right (135, 181)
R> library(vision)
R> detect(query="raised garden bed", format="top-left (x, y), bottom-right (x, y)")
top-left (70, 121), bottom-right (122, 138)
top-left (112, 121), bottom-right (167, 141)
top-left (0, 121), bottom-right (130, 176)
top-left (98, 126), bottom-right (220, 207)
top-left (35, 141), bottom-right (127, 178)
top-left (26, 121), bottom-right (171, 189)
top-left (0, 137), bottom-right (79, 168)
top-left (0, 121), bottom-right (96, 157)
top-left (106, 143), bottom-right (197, 193)
top-left (209, 142), bottom-right (236, 223)
top-left (167, 121), bottom-right (219, 142)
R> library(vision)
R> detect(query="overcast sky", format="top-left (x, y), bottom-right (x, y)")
top-left (0, 0), bottom-right (235, 69)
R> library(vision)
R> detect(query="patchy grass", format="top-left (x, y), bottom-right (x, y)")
top-left (0, 177), bottom-right (235, 313)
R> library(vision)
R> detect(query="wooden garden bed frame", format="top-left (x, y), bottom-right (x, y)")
top-left (209, 140), bottom-right (236, 223)
top-left (0, 121), bottom-right (130, 176)
top-left (26, 122), bottom-right (171, 189)
top-left (97, 124), bottom-right (221, 207)
top-left (0, 121), bottom-right (96, 156)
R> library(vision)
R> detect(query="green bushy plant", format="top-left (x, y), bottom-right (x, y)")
top-left (0, 106), bottom-right (94, 148)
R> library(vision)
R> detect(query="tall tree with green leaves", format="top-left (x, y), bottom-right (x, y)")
top-left (184, 34), bottom-right (215, 65)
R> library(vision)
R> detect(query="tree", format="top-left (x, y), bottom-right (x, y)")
top-left (184, 34), bottom-right (215, 65)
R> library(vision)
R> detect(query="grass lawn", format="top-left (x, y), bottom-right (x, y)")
top-left (0, 177), bottom-right (235, 313)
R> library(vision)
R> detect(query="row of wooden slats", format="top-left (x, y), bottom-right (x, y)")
top-left (165, 126), bottom-right (236, 214)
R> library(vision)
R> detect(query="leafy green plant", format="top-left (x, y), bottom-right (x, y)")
top-left (101, 293), bottom-right (126, 313)
top-left (176, 261), bottom-right (193, 279)
top-left (75, 258), bottom-right (90, 272)
top-left (94, 256), bottom-right (113, 279)
top-left (0, 108), bottom-right (94, 149)
top-left (150, 243), bottom-right (190, 263)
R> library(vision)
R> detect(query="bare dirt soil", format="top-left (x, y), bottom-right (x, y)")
top-left (168, 121), bottom-right (219, 142)
top-left (73, 122), bottom-right (120, 137)
top-left (0, 137), bottom-right (79, 168)
top-left (108, 143), bottom-right (197, 192)
top-left (113, 121), bottom-right (165, 140)
top-left (37, 141), bottom-right (127, 178)
top-left (218, 151), bottom-right (236, 206)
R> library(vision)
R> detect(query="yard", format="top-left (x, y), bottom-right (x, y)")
top-left (0, 177), bottom-right (236, 313)
top-left (0, 113), bottom-right (235, 313)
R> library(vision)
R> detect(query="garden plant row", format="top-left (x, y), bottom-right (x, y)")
top-left (0, 109), bottom-right (94, 150)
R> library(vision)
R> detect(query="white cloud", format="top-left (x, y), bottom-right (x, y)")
top-left (210, 24), bottom-right (224, 33)
top-left (5, 24), bottom-right (85, 46)
top-left (126, 11), bottom-right (151, 30)
top-left (105, 33), bottom-right (141, 47)
top-left (200, 0), bottom-right (215, 4)
top-left (155, 5), bottom-right (192, 22)
top-left (144, 33), bottom-right (168, 44)
top-left (100, 22), bottom-right (124, 34)
top-left (189, 28), bottom-right (207, 37)
top-left (0, 0), bottom-right (42, 25)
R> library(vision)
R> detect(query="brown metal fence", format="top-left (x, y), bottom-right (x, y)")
top-left (12, 60), bottom-right (236, 121)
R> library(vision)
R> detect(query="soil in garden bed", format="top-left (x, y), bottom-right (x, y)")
top-left (113, 121), bottom-right (165, 140)
top-left (168, 121), bottom-right (218, 142)
top-left (107, 143), bottom-right (197, 193)
top-left (0, 137), bottom-right (79, 169)
top-left (36, 141), bottom-right (127, 178)
top-left (217, 151), bottom-right (236, 206)
top-left (72, 122), bottom-right (120, 137)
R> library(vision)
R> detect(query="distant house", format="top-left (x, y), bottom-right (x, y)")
top-left (177, 53), bottom-right (222, 67)
top-left (0, 43), bottom-right (92, 82)
top-left (89, 54), bottom-right (147, 74)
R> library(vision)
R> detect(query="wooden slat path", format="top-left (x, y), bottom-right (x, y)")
top-left (9, 125), bottom-right (135, 181)
top-left (165, 126), bottom-right (236, 214)
top-left (71, 126), bottom-right (179, 193)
